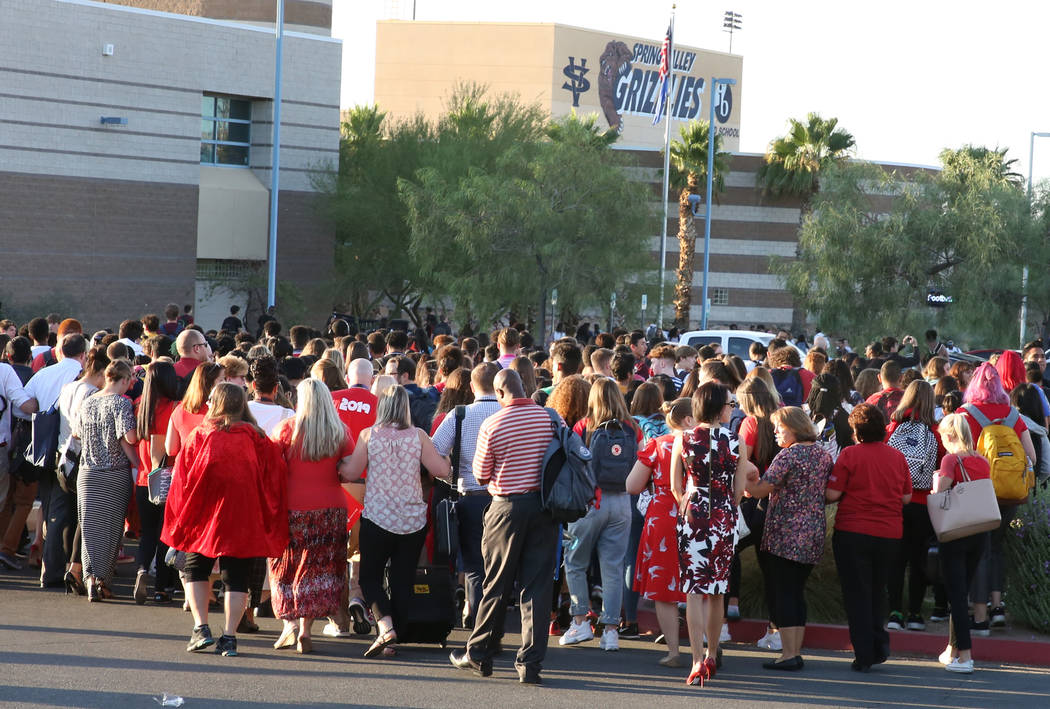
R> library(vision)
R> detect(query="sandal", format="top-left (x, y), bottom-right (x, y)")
top-left (364, 628), bottom-right (397, 658)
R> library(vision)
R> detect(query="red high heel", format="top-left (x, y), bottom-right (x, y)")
top-left (686, 660), bottom-right (710, 686)
top-left (704, 656), bottom-right (717, 679)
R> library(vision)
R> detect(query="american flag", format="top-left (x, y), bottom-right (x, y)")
top-left (652, 22), bottom-right (673, 125)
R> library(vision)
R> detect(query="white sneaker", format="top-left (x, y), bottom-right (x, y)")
top-left (559, 619), bottom-right (595, 646)
top-left (757, 630), bottom-right (782, 651)
top-left (599, 627), bottom-right (619, 651)
top-left (322, 622), bottom-right (349, 638)
top-left (945, 658), bottom-right (974, 674)
top-left (937, 648), bottom-right (954, 666)
top-left (719, 623), bottom-right (731, 643)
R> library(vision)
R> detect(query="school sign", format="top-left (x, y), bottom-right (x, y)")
top-left (375, 21), bottom-right (743, 151)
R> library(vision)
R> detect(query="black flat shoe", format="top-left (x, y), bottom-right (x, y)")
top-left (851, 660), bottom-right (871, 673)
top-left (763, 656), bottom-right (804, 671)
top-left (449, 649), bottom-right (492, 677)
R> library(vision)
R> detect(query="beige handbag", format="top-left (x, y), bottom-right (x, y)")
top-left (927, 457), bottom-right (1001, 543)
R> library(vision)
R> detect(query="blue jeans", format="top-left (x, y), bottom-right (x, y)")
top-left (565, 491), bottom-right (630, 626)
top-left (622, 494), bottom-right (644, 623)
top-left (456, 493), bottom-right (491, 625)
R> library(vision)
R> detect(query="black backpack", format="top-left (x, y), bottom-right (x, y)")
top-left (771, 367), bottom-right (804, 407)
top-left (408, 387), bottom-right (438, 432)
top-left (588, 420), bottom-right (638, 493)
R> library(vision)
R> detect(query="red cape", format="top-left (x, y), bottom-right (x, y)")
top-left (162, 423), bottom-right (289, 558)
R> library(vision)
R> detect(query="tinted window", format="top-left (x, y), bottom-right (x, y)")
top-left (728, 337), bottom-right (755, 360)
top-left (685, 335), bottom-right (720, 348)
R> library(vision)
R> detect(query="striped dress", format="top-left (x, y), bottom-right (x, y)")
top-left (74, 393), bottom-right (135, 583)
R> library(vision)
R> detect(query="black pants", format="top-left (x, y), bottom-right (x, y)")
top-left (466, 492), bottom-right (558, 676)
top-left (456, 493), bottom-right (491, 626)
top-left (940, 532), bottom-right (987, 652)
top-left (183, 553), bottom-right (252, 592)
top-left (134, 486), bottom-right (173, 590)
top-left (833, 530), bottom-right (898, 665)
top-left (970, 503), bottom-right (1017, 603)
top-left (765, 553), bottom-right (813, 628)
top-left (42, 471), bottom-right (77, 585)
top-left (888, 502), bottom-right (933, 616)
top-left (358, 517), bottom-right (427, 621)
top-left (729, 498), bottom-right (765, 603)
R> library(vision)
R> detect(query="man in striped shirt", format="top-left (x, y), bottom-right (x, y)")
top-left (449, 368), bottom-right (559, 685)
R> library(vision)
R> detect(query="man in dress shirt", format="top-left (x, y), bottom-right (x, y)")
top-left (432, 362), bottom-right (501, 628)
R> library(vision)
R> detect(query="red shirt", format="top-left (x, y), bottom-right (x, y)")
top-left (272, 418), bottom-right (354, 511)
top-left (937, 453), bottom-right (991, 486)
top-left (473, 399), bottom-right (555, 495)
top-left (332, 387), bottom-right (378, 443)
top-left (174, 357), bottom-right (203, 381)
top-left (30, 348), bottom-right (56, 372)
top-left (170, 402), bottom-right (208, 453)
top-left (828, 441), bottom-right (912, 539)
top-left (135, 398), bottom-right (175, 486)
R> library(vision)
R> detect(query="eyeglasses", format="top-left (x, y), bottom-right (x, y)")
top-left (193, 342), bottom-right (210, 350)
top-left (725, 400), bottom-right (738, 408)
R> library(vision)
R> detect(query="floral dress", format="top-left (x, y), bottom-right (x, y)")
top-left (677, 425), bottom-right (740, 595)
top-left (633, 434), bottom-right (685, 603)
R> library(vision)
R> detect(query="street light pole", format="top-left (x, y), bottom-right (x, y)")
top-left (701, 77), bottom-right (735, 330)
top-left (266, 0), bottom-right (285, 309)
top-left (1021, 131), bottom-right (1050, 348)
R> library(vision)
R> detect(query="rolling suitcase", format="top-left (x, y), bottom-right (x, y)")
top-left (391, 566), bottom-right (456, 648)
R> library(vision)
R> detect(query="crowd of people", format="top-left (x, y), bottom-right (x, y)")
top-left (0, 309), bottom-right (1043, 684)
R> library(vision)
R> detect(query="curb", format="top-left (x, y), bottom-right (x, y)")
top-left (636, 612), bottom-right (1050, 668)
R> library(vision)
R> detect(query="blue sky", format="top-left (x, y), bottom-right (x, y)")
top-left (333, 0), bottom-right (1050, 183)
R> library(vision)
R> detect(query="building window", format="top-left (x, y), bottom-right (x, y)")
top-left (710, 287), bottom-right (729, 306)
top-left (201, 95), bottom-right (251, 167)
top-left (196, 259), bottom-right (260, 282)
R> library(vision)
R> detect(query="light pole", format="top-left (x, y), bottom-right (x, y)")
top-left (266, 0), bottom-right (285, 309)
top-left (701, 77), bottom-right (735, 330)
top-left (723, 11), bottom-right (742, 53)
top-left (1021, 131), bottom-right (1050, 347)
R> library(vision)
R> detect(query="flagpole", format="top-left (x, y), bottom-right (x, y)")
top-left (657, 6), bottom-right (675, 332)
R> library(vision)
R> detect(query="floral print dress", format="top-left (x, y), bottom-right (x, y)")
top-left (677, 425), bottom-right (740, 595)
top-left (633, 433), bottom-right (685, 603)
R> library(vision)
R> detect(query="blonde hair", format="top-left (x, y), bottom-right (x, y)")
top-left (584, 378), bottom-right (637, 443)
top-left (217, 354), bottom-right (248, 379)
top-left (771, 406), bottom-right (818, 443)
top-left (371, 374), bottom-right (397, 397)
top-left (938, 412), bottom-right (975, 454)
top-left (375, 385), bottom-right (412, 429)
top-left (292, 378), bottom-right (347, 461)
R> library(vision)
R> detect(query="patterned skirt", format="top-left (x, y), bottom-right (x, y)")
top-left (269, 507), bottom-right (348, 620)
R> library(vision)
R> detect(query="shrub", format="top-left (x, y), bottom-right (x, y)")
top-left (1005, 482), bottom-right (1050, 633)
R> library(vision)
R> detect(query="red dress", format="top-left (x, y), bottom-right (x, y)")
top-left (633, 434), bottom-right (685, 603)
top-left (162, 422), bottom-right (289, 558)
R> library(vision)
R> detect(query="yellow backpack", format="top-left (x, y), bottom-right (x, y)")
top-left (963, 405), bottom-right (1033, 503)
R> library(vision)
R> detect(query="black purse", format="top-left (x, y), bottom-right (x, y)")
top-left (434, 406), bottom-right (466, 562)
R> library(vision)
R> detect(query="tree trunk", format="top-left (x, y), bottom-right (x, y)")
top-left (673, 178), bottom-right (699, 328)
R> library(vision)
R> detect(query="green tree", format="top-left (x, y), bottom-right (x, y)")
top-left (399, 109), bottom-right (652, 333)
top-left (668, 120), bottom-right (731, 328)
top-left (757, 112), bottom-right (856, 200)
top-left (776, 148), bottom-right (1036, 345)
top-left (316, 105), bottom-right (434, 323)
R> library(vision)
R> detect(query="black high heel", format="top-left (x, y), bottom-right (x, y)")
top-left (64, 570), bottom-right (86, 596)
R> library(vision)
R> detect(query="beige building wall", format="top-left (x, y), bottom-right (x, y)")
top-left (375, 21), bottom-right (743, 152)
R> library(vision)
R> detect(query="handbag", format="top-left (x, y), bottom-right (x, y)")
top-left (147, 455), bottom-right (173, 505)
top-left (25, 405), bottom-right (60, 469)
top-left (434, 405), bottom-right (466, 562)
top-left (57, 435), bottom-right (82, 494)
top-left (926, 456), bottom-right (1002, 543)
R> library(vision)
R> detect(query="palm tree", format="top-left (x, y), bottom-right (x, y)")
top-left (757, 112), bottom-right (855, 201)
top-left (938, 145), bottom-right (1024, 189)
top-left (668, 120), bottom-right (731, 328)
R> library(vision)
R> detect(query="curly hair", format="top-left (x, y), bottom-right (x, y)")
top-left (548, 374), bottom-right (591, 429)
top-left (848, 403), bottom-right (886, 443)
